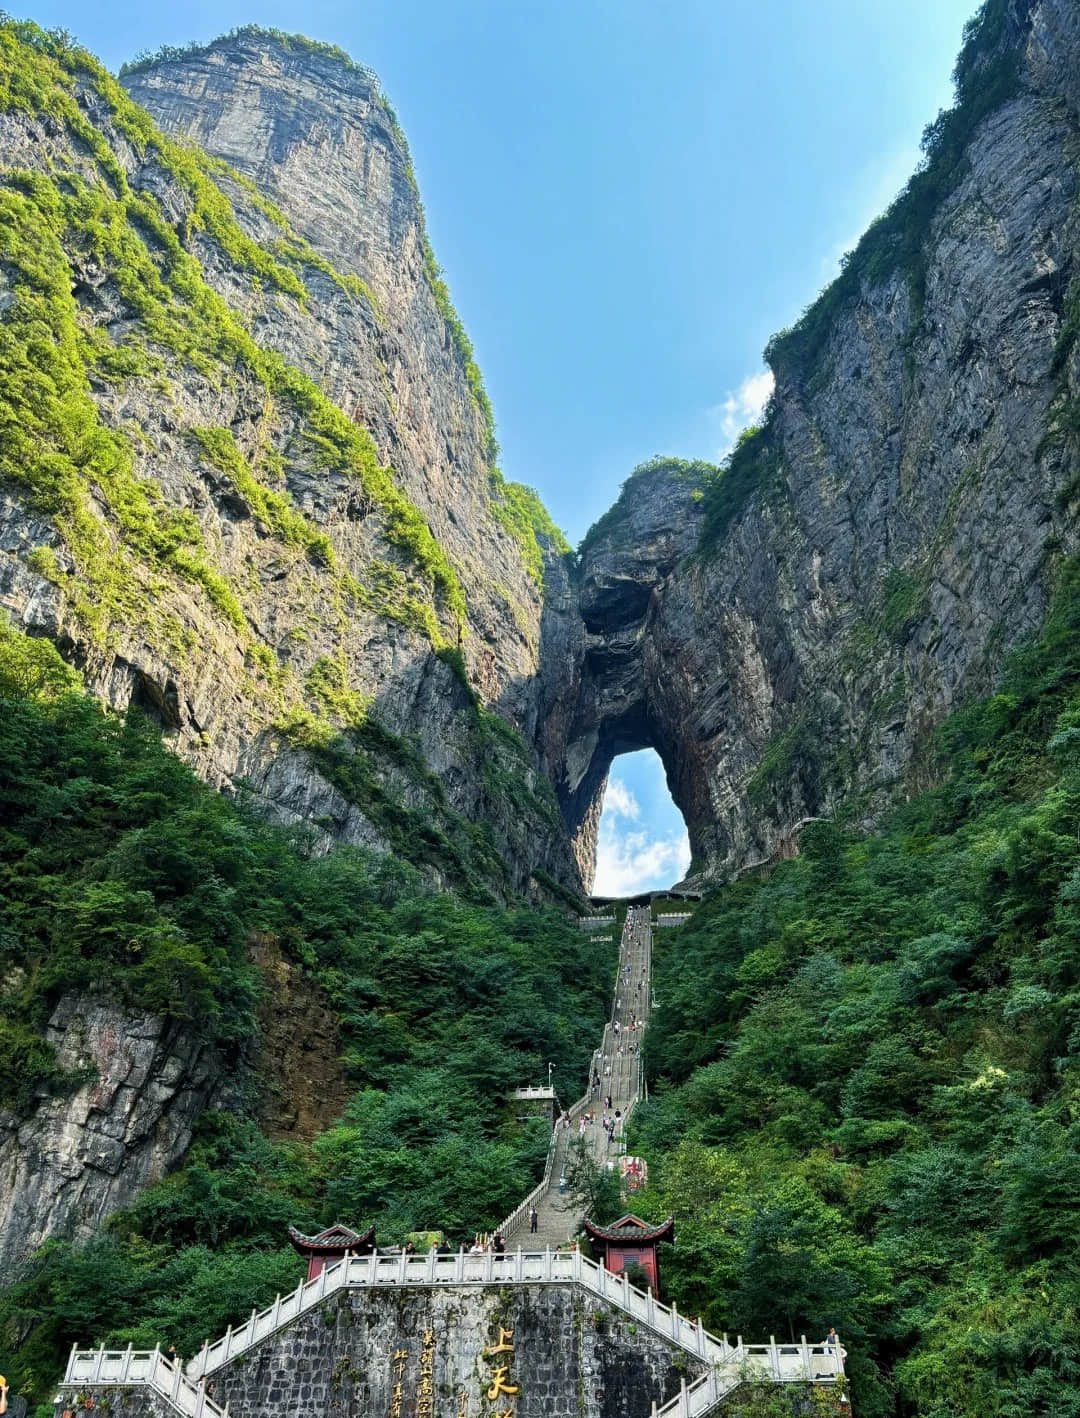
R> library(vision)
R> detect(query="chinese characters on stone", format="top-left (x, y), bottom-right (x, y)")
top-left (483, 1325), bottom-right (519, 1418)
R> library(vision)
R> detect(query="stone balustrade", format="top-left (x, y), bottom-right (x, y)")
top-left (60, 1346), bottom-right (228, 1416)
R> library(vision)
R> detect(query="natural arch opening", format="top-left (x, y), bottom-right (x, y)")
top-left (592, 749), bottom-right (691, 898)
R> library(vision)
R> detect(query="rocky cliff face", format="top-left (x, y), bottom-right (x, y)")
top-left (0, 23), bottom-right (578, 906)
top-left (3, 0), bottom-right (1080, 1277)
top-left (546, 0), bottom-right (1080, 885)
top-left (0, 997), bottom-right (219, 1277)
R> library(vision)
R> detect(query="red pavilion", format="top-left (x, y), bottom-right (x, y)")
top-left (288, 1223), bottom-right (376, 1281)
top-left (582, 1213), bottom-right (675, 1295)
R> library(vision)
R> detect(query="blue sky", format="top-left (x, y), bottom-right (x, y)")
top-left (22, 0), bottom-right (979, 892)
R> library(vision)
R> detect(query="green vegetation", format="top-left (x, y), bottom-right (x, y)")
top-left (190, 427), bottom-right (335, 567)
top-left (580, 455), bottom-right (718, 554)
top-left (0, 17), bottom-right (466, 651)
top-left (120, 20), bottom-right (563, 597)
top-left (275, 683), bottom-right (567, 904)
top-left (765, 0), bottom-right (1023, 382)
top-left (745, 695), bottom-right (839, 810)
top-left (631, 555), bottom-right (1080, 1417)
top-left (697, 425), bottom-right (782, 554)
top-left (488, 468), bottom-right (571, 586)
top-left (119, 25), bottom-right (375, 82)
top-left (0, 623), bottom-right (613, 1406)
top-left (695, 0), bottom-right (1024, 562)
top-left (879, 566), bottom-right (928, 642)
top-left (372, 88), bottom-right (499, 469)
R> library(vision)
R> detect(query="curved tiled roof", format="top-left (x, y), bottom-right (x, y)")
top-left (288, 1222), bottom-right (376, 1253)
top-left (582, 1213), bottom-right (675, 1244)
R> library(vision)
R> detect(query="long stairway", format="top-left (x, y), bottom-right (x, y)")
top-left (59, 902), bottom-right (846, 1417)
top-left (510, 904), bottom-right (651, 1248)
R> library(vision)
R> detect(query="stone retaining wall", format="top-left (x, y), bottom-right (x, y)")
top-left (201, 1283), bottom-right (704, 1418)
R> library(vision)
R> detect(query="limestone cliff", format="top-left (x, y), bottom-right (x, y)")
top-left (0, 22), bottom-right (577, 905)
top-left (0, 997), bottom-right (219, 1278)
top-left (4, 0), bottom-right (1080, 1284)
top-left (548, 0), bottom-right (1080, 885)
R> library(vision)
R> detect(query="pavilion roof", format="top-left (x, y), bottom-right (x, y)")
top-left (582, 1213), bottom-right (675, 1245)
top-left (288, 1222), bottom-right (376, 1254)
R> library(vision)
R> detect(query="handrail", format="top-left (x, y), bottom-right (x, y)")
top-left (177, 1246), bottom-right (844, 1387)
top-left (62, 1345), bottom-right (228, 1417)
top-left (489, 1082), bottom-right (590, 1244)
top-left (62, 913), bottom-right (847, 1417)
top-left (653, 1337), bottom-right (846, 1417)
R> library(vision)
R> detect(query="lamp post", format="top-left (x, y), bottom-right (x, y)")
top-left (547, 1061), bottom-right (553, 1091)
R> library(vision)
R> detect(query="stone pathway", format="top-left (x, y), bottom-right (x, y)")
top-left (516, 905), bottom-right (651, 1248)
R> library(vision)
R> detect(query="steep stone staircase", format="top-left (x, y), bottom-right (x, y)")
top-left (58, 905), bottom-right (846, 1417)
top-left (498, 905), bottom-right (650, 1249)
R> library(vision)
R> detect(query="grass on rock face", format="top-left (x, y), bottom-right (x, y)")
top-left (0, 18), bottom-right (466, 658)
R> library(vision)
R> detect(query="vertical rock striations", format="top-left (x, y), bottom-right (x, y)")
top-left (0, 22), bottom-right (579, 906)
top-left (0, 997), bottom-right (219, 1276)
top-left (550, 0), bottom-right (1080, 885)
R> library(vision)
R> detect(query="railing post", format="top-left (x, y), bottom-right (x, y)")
top-left (647, 1287), bottom-right (656, 1329)
top-left (428, 1246), bottom-right (436, 1282)
top-left (272, 1293), bottom-right (282, 1329)
top-left (319, 1262), bottom-right (331, 1298)
top-left (573, 1247), bottom-right (582, 1283)
top-left (544, 1246), bottom-right (551, 1282)
top-left (769, 1335), bottom-right (780, 1379)
top-left (670, 1299), bottom-right (678, 1340)
top-left (679, 1378), bottom-right (687, 1417)
top-left (369, 1251), bottom-right (378, 1286)
top-left (516, 1246), bottom-right (523, 1282)
top-left (222, 1325), bottom-right (233, 1362)
top-left (485, 1248), bottom-right (493, 1282)
top-left (122, 1343), bottom-right (134, 1382)
top-left (456, 1246), bottom-right (465, 1283)
top-left (66, 1342), bottom-right (79, 1382)
top-left (800, 1333), bottom-right (811, 1379)
top-left (622, 1270), bottom-right (630, 1309)
top-left (696, 1317), bottom-right (705, 1358)
top-left (399, 1250), bottom-right (408, 1285)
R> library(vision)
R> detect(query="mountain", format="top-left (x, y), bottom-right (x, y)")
top-left (2, 3), bottom-right (1080, 1413)
top-left (546, 0), bottom-right (1080, 884)
top-left (0, 19), bottom-right (577, 907)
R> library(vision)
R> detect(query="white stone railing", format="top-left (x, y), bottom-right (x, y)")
top-left (494, 1084), bottom-right (590, 1243)
top-left (579, 915), bottom-right (616, 928)
top-left (653, 1342), bottom-right (846, 1417)
top-left (177, 1246), bottom-right (844, 1390)
top-left (656, 913), bottom-right (692, 927)
top-left (61, 1345), bottom-right (228, 1416)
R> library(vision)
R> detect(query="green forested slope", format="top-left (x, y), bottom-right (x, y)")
top-left (0, 625), bottom-right (613, 1409)
top-left (632, 560), bottom-right (1080, 1417)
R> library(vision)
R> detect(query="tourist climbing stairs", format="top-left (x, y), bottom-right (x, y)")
top-left (497, 904), bottom-right (651, 1249)
top-left (59, 904), bottom-right (845, 1417)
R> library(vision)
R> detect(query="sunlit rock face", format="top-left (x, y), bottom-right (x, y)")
top-left (542, 0), bottom-right (1080, 886)
top-left (1, 29), bottom-right (585, 908)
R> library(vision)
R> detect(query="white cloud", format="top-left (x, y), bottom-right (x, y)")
top-left (710, 369), bottom-right (775, 459)
top-left (603, 776), bottom-right (639, 821)
top-left (593, 822), bottom-right (692, 897)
